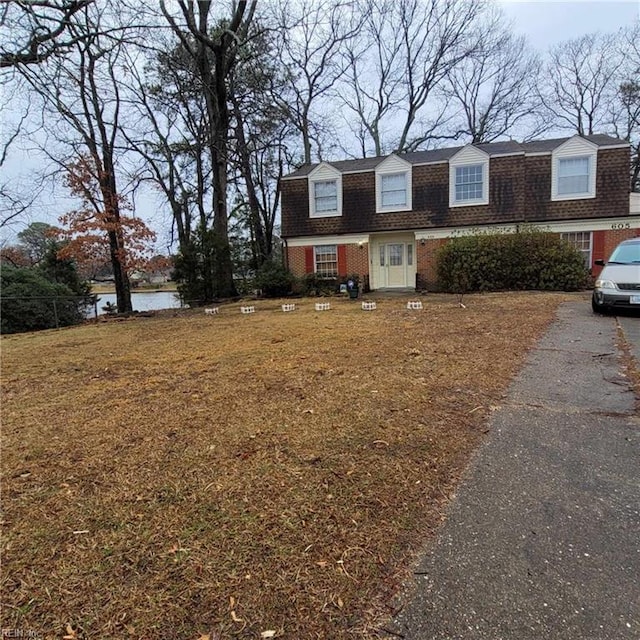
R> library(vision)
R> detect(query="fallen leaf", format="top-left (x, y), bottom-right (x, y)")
top-left (63, 624), bottom-right (77, 639)
top-left (231, 610), bottom-right (243, 623)
top-left (337, 597), bottom-right (344, 609)
top-left (261, 632), bottom-right (276, 639)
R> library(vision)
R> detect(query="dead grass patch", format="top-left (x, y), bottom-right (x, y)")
top-left (1, 293), bottom-right (568, 639)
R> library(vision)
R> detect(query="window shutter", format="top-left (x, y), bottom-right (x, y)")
top-left (592, 231), bottom-right (605, 274)
top-left (304, 247), bottom-right (314, 273)
top-left (592, 231), bottom-right (604, 262)
top-left (337, 245), bottom-right (347, 277)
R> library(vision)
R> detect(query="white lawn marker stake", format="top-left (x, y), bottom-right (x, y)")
top-left (204, 307), bottom-right (219, 315)
top-left (241, 306), bottom-right (255, 314)
top-left (281, 303), bottom-right (296, 312)
top-left (315, 302), bottom-right (331, 311)
top-left (407, 301), bottom-right (423, 310)
top-left (362, 301), bottom-right (377, 311)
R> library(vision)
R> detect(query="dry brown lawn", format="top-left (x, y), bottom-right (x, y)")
top-left (1, 293), bottom-right (571, 640)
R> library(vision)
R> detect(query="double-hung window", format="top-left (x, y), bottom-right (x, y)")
top-left (375, 155), bottom-right (412, 213)
top-left (314, 180), bottom-right (338, 214)
top-left (314, 245), bottom-right (338, 277)
top-left (449, 146), bottom-right (489, 207)
top-left (308, 163), bottom-right (342, 217)
top-left (455, 164), bottom-right (484, 203)
top-left (380, 173), bottom-right (407, 209)
top-left (551, 138), bottom-right (597, 201)
top-left (561, 231), bottom-right (592, 268)
top-left (557, 157), bottom-right (589, 196)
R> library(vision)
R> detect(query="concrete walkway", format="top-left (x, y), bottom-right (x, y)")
top-left (385, 302), bottom-right (639, 640)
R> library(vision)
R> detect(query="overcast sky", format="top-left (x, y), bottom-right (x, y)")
top-left (498, 0), bottom-right (638, 49)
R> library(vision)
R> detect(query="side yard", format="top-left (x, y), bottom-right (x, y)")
top-left (1, 293), bottom-right (572, 639)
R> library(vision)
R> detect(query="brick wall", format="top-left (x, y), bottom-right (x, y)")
top-left (345, 243), bottom-right (369, 277)
top-left (287, 246), bottom-right (307, 278)
top-left (603, 228), bottom-right (640, 259)
top-left (286, 243), bottom-right (370, 279)
top-left (290, 228), bottom-right (639, 290)
top-left (416, 239), bottom-right (447, 289)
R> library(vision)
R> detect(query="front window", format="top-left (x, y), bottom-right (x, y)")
top-left (381, 173), bottom-right (407, 208)
top-left (558, 157), bottom-right (589, 195)
top-left (314, 180), bottom-right (338, 213)
top-left (455, 164), bottom-right (484, 202)
top-left (561, 231), bottom-right (592, 268)
top-left (314, 245), bottom-right (338, 277)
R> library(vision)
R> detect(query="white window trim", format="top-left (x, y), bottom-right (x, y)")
top-left (560, 231), bottom-right (593, 268)
top-left (551, 137), bottom-right (597, 201)
top-left (308, 163), bottom-right (343, 218)
top-left (314, 244), bottom-right (338, 278)
top-left (375, 154), bottom-right (412, 213)
top-left (449, 147), bottom-right (489, 208)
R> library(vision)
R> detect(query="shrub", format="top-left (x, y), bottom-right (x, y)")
top-left (1, 266), bottom-right (86, 334)
top-left (254, 260), bottom-right (294, 297)
top-left (436, 231), bottom-right (588, 293)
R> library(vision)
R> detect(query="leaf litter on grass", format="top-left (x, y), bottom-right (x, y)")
top-left (0, 293), bottom-right (570, 639)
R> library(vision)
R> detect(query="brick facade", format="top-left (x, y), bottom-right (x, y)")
top-left (281, 136), bottom-right (637, 290)
top-left (286, 242), bottom-right (370, 281)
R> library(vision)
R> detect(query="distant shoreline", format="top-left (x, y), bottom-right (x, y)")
top-left (92, 284), bottom-right (178, 294)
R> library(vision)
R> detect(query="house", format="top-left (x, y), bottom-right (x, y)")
top-left (281, 134), bottom-right (640, 290)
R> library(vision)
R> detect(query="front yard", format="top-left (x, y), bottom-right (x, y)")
top-left (1, 293), bottom-right (570, 639)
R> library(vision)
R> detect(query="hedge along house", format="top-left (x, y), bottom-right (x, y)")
top-left (281, 134), bottom-right (640, 291)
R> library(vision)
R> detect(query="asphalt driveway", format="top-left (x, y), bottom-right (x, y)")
top-left (385, 301), bottom-right (639, 640)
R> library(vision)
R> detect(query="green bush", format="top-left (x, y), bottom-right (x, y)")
top-left (436, 231), bottom-right (588, 293)
top-left (254, 260), bottom-right (294, 297)
top-left (1, 266), bottom-right (87, 334)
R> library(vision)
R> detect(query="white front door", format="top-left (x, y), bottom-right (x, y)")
top-left (378, 242), bottom-right (413, 288)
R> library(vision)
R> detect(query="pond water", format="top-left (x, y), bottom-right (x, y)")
top-left (89, 290), bottom-right (182, 317)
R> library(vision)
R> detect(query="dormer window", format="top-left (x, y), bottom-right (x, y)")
top-left (557, 157), bottom-right (590, 196)
top-left (449, 145), bottom-right (489, 207)
top-left (308, 163), bottom-right (342, 218)
top-left (314, 180), bottom-right (338, 213)
top-left (455, 164), bottom-right (484, 202)
top-left (381, 173), bottom-right (407, 208)
top-left (375, 154), bottom-right (412, 213)
top-left (551, 136), bottom-right (597, 201)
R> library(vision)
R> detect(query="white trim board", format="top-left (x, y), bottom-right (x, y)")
top-left (286, 233), bottom-right (370, 247)
top-left (414, 216), bottom-right (640, 240)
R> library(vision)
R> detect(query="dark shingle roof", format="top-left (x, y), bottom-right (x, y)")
top-left (282, 134), bottom-right (628, 179)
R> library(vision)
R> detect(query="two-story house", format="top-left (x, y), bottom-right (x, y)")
top-left (281, 134), bottom-right (640, 290)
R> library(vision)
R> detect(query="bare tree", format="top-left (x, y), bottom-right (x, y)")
top-left (14, 3), bottom-right (139, 313)
top-left (123, 35), bottom-right (216, 301)
top-left (338, 0), bottom-right (484, 156)
top-left (160, 0), bottom-right (257, 299)
top-left (539, 32), bottom-right (625, 136)
top-left (444, 12), bottom-right (543, 143)
top-left (339, 0), bottom-right (404, 157)
top-left (270, 0), bottom-right (362, 164)
top-left (228, 25), bottom-right (295, 267)
top-left (609, 25), bottom-right (640, 191)
top-left (0, 0), bottom-right (92, 68)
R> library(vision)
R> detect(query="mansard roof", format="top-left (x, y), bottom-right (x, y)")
top-left (282, 134), bottom-right (628, 180)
